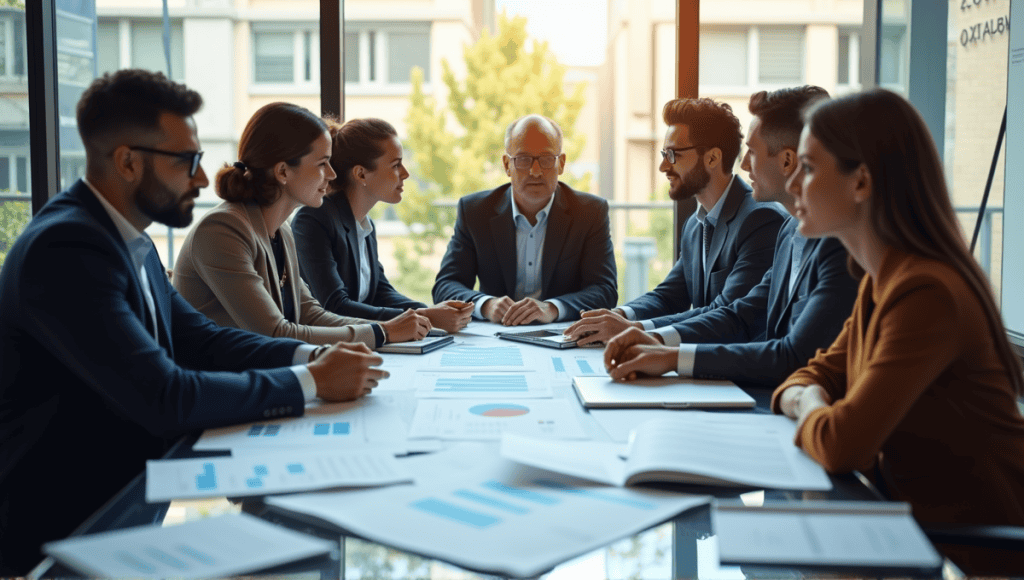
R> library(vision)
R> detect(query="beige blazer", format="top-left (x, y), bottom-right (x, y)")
top-left (173, 200), bottom-right (375, 347)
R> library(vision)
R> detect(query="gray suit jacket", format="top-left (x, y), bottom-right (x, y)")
top-left (432, 182), bottom-right (617, 318)
top-left (663, 216), bottom-right (859, 388)
top-left (623, 176), bottom-right (785, 321)
top-left (174, 201), bottom-right (375, 346)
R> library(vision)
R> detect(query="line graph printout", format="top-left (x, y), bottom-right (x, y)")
top-left (407, 399), bottom-right (587, 440)
top-left (424, 345), bottom-right (534, 371)
top-left (414, 372), bottom-right (553, 399)
top-left (146, 450), bottom-right (412, 502)
top-left (265, 461), bottom-right (708, 578)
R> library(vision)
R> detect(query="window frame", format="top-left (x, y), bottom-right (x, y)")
top-left (343, 21), bottom-right (431, 96)
top-left (695, 24), bottom-right (807, 97)
top-left (249, 23), bottom-right (322, 95)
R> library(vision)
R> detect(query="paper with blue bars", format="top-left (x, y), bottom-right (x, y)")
top-left (146, 450), bottom-right (412, 502)
top-left (414, 372), bottom-right (553, 398)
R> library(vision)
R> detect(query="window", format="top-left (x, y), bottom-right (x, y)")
top-left (345, 22), bottom-right (430, 90)
top-left (758, 26), bottom-right (803, 84)
top-left (94, 18), bottom-right (184, 81)
top-left (0, 8), bottom-right (27, 80)
top-left (697, 25), bottom-right (804, 91)
top-left (699, 28), bottom-right (748, 86)
top-left (837, 30), bottom-right (860, 87)
top-left (251, 26), bottom-right (320, 88)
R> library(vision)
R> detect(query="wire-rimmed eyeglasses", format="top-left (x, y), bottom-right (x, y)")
top-left (660, 146), bottom-right (704, 164)
top-left (509, 154), bottom-right (560, 170)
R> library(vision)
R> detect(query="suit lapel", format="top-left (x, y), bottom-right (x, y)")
top-left (491, 189), bottom-right (518, 295)
top-left (703, 179), bottom-right (745, 301)
top-left (243, 202), bottom-right (290, 320)
top-left (335, 195), bottom-right (363, 302)
top-left (365, 225), bottom-right (379, 303)
top-left (144, 250), bottom-right (174, 352)
top-left (766, 226), bottom-right (795, 337)
top-left (541, 186), bottom-right (571, 296)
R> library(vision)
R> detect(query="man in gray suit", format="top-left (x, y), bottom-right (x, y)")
top-left (604, 86), bottom-right (860, 389)
top-left (566, 97), bottom-right (785, 344)
top-left (432, 115), bottom-right (617, 325)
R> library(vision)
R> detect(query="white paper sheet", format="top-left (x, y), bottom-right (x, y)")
top-left (408, 399), bottom-right (588, 440)
top-left (43, 513), bottom-right (334, 579)
top-left (266, 458), bottom-right (709, 578)
top-left (421, 343), bottom-right (537, 372)
top-left (194, 395), bottom-right (408, 454)
top-left (146, 450), bottom-right (412, 502)
top-left (589, 409), bottom-right (688, 442)
top-left (573, 375), bottom-right (754, 408)
top-left (547, 351), bottom-right (608, 378)
top-left (414, 371), bottom-right (553, 398)
top-left (714, 501), bottom-right (943, 570)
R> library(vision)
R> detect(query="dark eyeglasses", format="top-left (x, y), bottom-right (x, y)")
top-left (660, 146), bottom-right (704, 164)
top-left (509, 154), bottom-right (560, 170)
top-left (130, 146), bottom-right (204, 177)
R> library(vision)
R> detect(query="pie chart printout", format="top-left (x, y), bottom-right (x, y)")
top-left (469, 403), bottom-right (531, 418)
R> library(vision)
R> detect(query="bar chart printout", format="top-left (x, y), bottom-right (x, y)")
top-left (407, 399), bottom-right (587, 440)
top-left (43, 513), bottom-right (334, 579)
top-left (414, 372), bottom-right (553, 398)
top-left (426, 345), bottom-right (530, 370)
top-left (550, 354), bottom-right (607, 376)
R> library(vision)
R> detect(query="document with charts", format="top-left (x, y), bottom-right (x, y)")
top-left (414, 372), bottom-right (553, 398)
top-left (422, 344), bottom-right (537, 372)
top-left (43, 513), bottom-right (334, 579)
top-left (408, 399), bottom-right (588, 440)
top-left (501, 413), bottom-right (832, 490)
top-left (265, 456), bottom-right (709, 578)
top-left (146, 450), bottom-right (412, 502)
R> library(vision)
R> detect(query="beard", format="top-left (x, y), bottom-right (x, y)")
top-left (136, 161), bottom-right (197, 228)
top-left (667, 162), bottom-right (711, 202)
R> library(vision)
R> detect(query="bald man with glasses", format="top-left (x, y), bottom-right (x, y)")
top-left (432, 115), bottom-right (617, 325)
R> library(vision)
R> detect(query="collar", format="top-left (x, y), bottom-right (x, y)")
top-left (696, 173), bottom-right (735, 227)
top-left (83, 177), bottom-right (153, 267)
top-left (355, 215), bottom-right (374, 239)
top-left (510, 187), bottom-right (557, 226)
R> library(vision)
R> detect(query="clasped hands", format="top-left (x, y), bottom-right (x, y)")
top-left (483, 296), bottom-right (558, 326)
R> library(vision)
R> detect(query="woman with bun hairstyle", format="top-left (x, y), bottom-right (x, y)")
top-left (174, 102), bottom-right (430, 348)
top-left (293, 117), bottom-right (473, 333)
top-left (773, 89), bottom-right (1024, 574)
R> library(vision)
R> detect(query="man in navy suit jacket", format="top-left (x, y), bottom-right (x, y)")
top-left (432, 115), bottom-right (617, 325)
top-left (604, 87), bottom-right (859, 389)
top-left (0, 70), bottom-right (385, 574)
top-left (566, 98), bottom-right (785, 344)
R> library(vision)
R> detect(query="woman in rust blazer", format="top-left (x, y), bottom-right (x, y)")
top-left (772, 89), bottom-right (1024, 574)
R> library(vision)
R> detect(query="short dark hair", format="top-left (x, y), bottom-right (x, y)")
top-left (216, 102), bottom-right (328, 206)
top-left (662, 98), bottom-right (743, 172)
top-left (327, 117), bottom-right (399, 192)
top-left (76, 69), bottom-right (202, 158)
top-left (748, 86), bottom-right (829, 154)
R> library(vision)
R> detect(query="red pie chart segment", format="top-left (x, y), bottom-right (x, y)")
top-left (469, 403), bottom-right (530, 417)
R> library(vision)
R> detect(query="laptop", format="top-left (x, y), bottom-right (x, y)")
top-left (495, 329), bottom-right (578, 349)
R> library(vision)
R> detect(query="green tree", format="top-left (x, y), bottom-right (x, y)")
top-left (0, 199), bottom-right (31, 270)
top-left (390, 13), bottom-right (590, 303)
top-left (0, 1), bottom-right (25, 9)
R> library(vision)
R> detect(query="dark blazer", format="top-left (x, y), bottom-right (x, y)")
top-left (0, 180), bottom-right (306, 574)
top-left (661, 216), bottom-right (859, 388)
top-left (293, 193), bottom-right (425, 321)
top-left (432, 182), bottom-right (617, 318)
top-left (622, 177), bottom-right (785, 322)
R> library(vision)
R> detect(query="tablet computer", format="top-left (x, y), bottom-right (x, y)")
top-left (495, 329), bottom-right (578, 349)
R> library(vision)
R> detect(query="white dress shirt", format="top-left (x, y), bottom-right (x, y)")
top-left (355, 215), bottom-right (375, 304)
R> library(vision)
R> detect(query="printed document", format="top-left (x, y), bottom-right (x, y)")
top-left (414, 372), bottom-right (553, 398)
top-left (408, 399), bottom-right (588, 440)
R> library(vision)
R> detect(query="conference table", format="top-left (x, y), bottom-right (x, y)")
top-left (29, 321), bottom-right (948, 579)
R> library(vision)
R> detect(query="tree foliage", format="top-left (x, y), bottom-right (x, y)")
top-left (389, 13), bottom-right (591, 303)
top-left (0, 200), bottom-right (31, 270)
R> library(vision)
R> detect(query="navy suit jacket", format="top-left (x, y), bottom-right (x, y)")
top-left (293, 194), bottom-right (425, 321)
top-left (432, 182), bottom-right (617, 318)
top-left (0, 180), bottom-right (306, 574)
top-left (663, 216), bottom-right (859, 388)
top-left (623, 176), bottom-right (785, 321)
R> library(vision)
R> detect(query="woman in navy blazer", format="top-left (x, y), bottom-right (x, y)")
top-left (293, 118), bottom-right (473, 333)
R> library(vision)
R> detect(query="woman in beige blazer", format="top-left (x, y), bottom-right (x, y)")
top-left (773, 89), bottom-right (1024, 574)
top-left (174, 102), bottom-right (431, 347)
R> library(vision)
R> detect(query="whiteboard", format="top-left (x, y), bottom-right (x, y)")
top-left (1001, 0), bottom-right (1024, 346)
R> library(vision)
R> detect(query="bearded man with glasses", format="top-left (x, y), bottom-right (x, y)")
top-left (433, 114), bottom-right (617, 325)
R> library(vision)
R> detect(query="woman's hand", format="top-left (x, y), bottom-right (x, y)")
top-left (380, 309), bottom-right (431, 343)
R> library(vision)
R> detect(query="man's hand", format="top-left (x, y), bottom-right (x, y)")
top-left (308, 342), bottom-right (388, 401)
top-left (380, 309), bottom-right (431, 343)
top-left (564, 308), bottom-right (641, 346)
top-left (604, 327), bottom-right (677, 381)
top-left (501, 297), bottom-right (558, 326)
top-left (419, 300), bottom-right (474, 333)
top-left (482, 296), bottom-right (515, 323)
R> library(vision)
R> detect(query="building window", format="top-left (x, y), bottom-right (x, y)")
top-left (0, 154), bottom-right (29, 194)
top-left (698, 25), bottom-right (804, 91)
top-left (95, 18), bottom-right (184, 81)
top-left (251, 26), bottom-right (320, 88)
top-left (837, 30), bottom-right (860, 88)
top-left (345, 23), bottom-right (431, 90)
top-left (0, 8), bottom-right (27, 80)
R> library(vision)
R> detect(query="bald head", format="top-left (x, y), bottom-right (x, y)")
top-left (504, 115), bottom-right (563, 153)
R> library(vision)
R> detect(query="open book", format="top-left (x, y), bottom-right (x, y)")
top-left (501, 413), bottom-right (832, 490)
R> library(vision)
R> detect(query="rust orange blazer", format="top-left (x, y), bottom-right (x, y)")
top-left (772, 247), bottom-right (1024, 531)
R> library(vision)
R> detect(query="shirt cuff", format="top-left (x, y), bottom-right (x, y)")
top-left (547, 299), bottom-right (567, 321)
top-left (676, 344), bottom-right (698, 377)
top-left (474, 296), bottom-right (494, 320)
top-left (619, 306), bottom-right (637, 320)
top-left (289, 364), bottom-right (318, 402)
top-left (371, 323), bottom-right (386, 348)
top-left (652, 326), bottom-right (681, 347)
top-left (640, 319), bottom-right (656, 330)
top-left (293, 345), bottom-right (317, 365)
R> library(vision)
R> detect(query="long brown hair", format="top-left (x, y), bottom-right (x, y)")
top-left (806, 88), bottom-right (1023, 395)
top-left (216, 102), bottom-right (328, 205)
